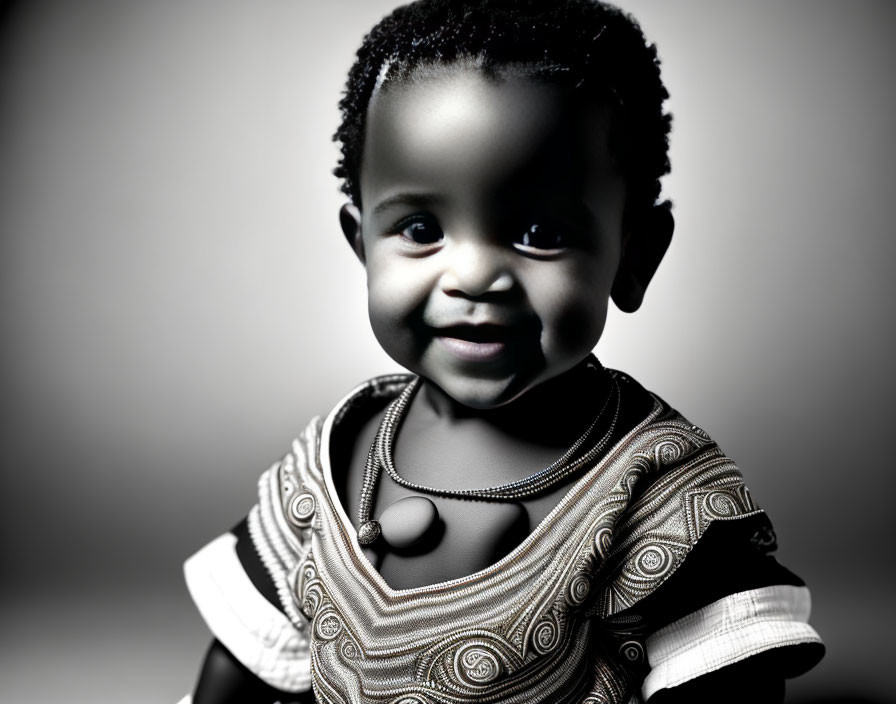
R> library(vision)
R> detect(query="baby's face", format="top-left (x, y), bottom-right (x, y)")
top-left (355, 65), bottom-right (627, 409)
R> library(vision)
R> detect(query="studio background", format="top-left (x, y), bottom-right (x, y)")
top-left (1, 1), bottom-right (893, 702)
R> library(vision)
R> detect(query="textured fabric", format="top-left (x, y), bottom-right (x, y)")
top-left (185, 373), bottom-right (823, 703)
top-left (184, 533), bottom-right (312, 692)
top-left (642, 585), bottom-right (820, 699)
top-left (625, 512), bottom-right (805, 633)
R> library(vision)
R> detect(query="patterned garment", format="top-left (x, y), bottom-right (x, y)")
top-left (183, 373), bottom-right (823, 703)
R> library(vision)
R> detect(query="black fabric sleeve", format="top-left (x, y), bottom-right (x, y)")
top-left (632, 512), bottom-right (806, 631)
top-left (193, 639), bottom-right (315, 704)
top-left (185, 523), bottom-right (313, 700)
top-left (232, 517), bottom-right (282, 609)
top-left (627, 513), bottom-right (824, 698)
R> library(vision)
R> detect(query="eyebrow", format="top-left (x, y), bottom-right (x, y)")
top-left (371, 192), bottom-right (443, 218)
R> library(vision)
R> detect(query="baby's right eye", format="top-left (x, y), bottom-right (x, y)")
top-left (391, 215), bottom-right (443, 245)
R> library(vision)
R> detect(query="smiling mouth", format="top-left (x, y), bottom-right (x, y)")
top-left (433, 325), bottom-right (519, 362)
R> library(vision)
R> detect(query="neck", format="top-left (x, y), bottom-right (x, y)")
top-left (418, 358), bottom-right (608, 447)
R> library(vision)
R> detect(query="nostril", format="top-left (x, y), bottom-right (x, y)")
top-left (439, 256), bottom-right (515, 298)
top-left (442, 275), bottom-right (516, 299)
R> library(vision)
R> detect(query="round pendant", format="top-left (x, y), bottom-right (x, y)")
top-left (358, 519), bottom-right (382, 546)
top-left (377, 496), bottom-right (439, 550)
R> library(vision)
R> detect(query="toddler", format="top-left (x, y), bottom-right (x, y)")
top-left (180, 1), bottom-right (824, 702)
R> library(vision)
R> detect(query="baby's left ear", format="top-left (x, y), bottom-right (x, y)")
top-left (339, 203), bottom-right (365, 264)
top-left (611, 202), bottom-right (674, 313)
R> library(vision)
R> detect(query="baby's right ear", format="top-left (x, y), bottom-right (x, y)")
top-left (339, 203), bottom-right (365, 264)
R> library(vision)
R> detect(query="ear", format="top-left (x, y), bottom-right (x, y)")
top-left (339, 203), bottom-right (365, 263)
top-left (611, 202), bottom-right (674, 313)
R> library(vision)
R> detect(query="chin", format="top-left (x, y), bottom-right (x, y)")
top-left (432, 373), bottom-right (534, 410)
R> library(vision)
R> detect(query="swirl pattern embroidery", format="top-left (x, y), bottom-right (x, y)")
top-left (249, 381), bottom-right (764, 703)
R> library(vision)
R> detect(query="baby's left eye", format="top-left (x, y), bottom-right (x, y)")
top-left (514, 223), bottom-right (568, 253)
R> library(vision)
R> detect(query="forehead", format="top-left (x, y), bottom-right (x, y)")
top-left (360, 65), bottom-right (615, 208)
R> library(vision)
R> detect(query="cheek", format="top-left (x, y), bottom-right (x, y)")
top-left (365, 255), bottom-right (412, 320)
top-left (366, 276), bottom-right (407, 344)
top-left (549, 296), bottom-right (608, 354)
top-left (535, 268), bottom-right (611, 360)
top-left (364, 259), bottom-right (430, 358)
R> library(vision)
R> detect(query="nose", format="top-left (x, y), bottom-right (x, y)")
top-left (438, 239), bottom-right (515, 298)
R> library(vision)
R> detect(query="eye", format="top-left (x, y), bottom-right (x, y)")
top-left (514, 223), bottom-right (568, 253)
top-left (391, 215), bottom-right (443, 245)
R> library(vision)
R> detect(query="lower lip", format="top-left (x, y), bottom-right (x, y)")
top-left (435, 336), bottom-right (508, 362)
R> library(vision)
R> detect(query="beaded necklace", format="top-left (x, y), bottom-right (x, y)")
top-left (357, 360), bottom-right (620, 546)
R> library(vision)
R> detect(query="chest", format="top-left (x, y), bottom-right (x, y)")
top-left (336, 404), bottom-right (582, 590)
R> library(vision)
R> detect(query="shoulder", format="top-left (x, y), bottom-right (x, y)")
top-left (594, 369), bottom-right (824, 698)
top-left (592, 384), bottom-right (760, 613)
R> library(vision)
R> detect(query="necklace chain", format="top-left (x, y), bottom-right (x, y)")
top-left (357, 360), bottom-right (620, 545)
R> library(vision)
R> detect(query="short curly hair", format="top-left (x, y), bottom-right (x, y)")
top-left (333, 0), bottom-right (671, 215)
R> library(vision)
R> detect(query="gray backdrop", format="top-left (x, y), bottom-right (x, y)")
top-left (1, 1), bottom-right (893, 702)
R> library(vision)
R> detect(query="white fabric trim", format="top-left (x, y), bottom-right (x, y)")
top-left (642, 584), bottom-right (822, 699)
top-left (175, 697), bottom-right (190, 704)
top-left (183, 533), bottom-right (312, 693)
